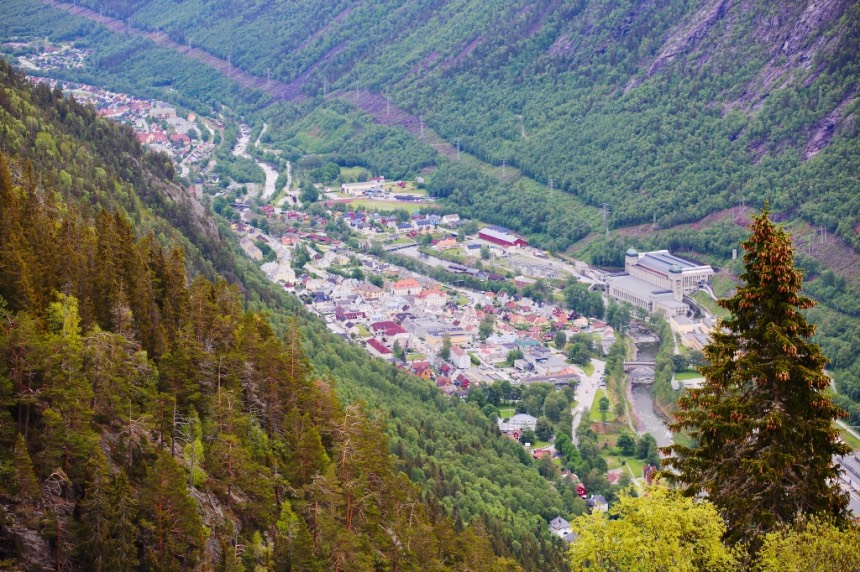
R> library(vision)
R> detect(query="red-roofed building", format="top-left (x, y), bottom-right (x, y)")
top-left (391, 278), bottom-right (422, 296)
top-left (479, 227), bottom-right (529, 248)
top-left (411, 361), bottom-right (432, 379)
top-left (417, 288), bottom-right (447, 308)
top-left (367, 338), bottom-right (392, 358)
top-left (450, 345), bottom-right (470, 369)
top-left (371, 321), bottom-right (408, 338)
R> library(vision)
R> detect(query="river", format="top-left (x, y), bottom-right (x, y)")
top-left (231, 124), bottom-right (280, 200)
top-left (629, 338), bottom-right (674, 447)
top-left (396, 246), bottom-right (456, 270)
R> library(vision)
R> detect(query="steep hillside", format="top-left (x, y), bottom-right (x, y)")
top-left (62, 0), bottom-right (859, 244)
top-left (0, 61), bottom-right (574, 571)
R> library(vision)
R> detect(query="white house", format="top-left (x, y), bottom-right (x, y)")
top-left (450, 345), bottom-right (471, 369)
top-left (498, 413), bottom-right (537, 433)
top-left (548, 516), bottom-right (572, 538)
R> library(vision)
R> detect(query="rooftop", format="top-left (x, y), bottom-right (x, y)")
top-left (635, 250), bottom-right (710, 274)
top-left (607, 274), bottom-right (679, 300)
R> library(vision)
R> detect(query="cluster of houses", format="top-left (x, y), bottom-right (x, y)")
top-left (287, 245), bottom-right (615, 389)
top-left (45, 77), bottom-right (211, 164)
top-left (12, 41), bottom-right (90, 71)
top-left (336, 210), bottom-right (460, 236)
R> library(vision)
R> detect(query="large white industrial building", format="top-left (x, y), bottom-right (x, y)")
top-left (606, 249), bottom-right (713, 317)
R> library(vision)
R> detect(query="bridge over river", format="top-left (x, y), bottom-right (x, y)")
top-left (623, 360), bottom-right (656, 371)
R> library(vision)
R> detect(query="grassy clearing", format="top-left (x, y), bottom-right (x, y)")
top-left (497, 405), bottom-right (516, 419)
top-left (347, 199), bottom-right (424, 213)
top-left (339, 166), bottom-right (369, 180)
top-left (407, 352), bottom-right (425, 361)
top-left (527, 440), bottom-right (550, 449)
top-left (582, 362), bottom-right (595, 376)
top-left (674, 370), bottom-right (704, 381)
top-left (710, 273), bottom-right (738, 298)
top-left (589, 390), bottom-right (616, 423)
top-left (837, 422), bottom-right (860, 451)
top-left (620, 456), bottom-right (647, 477)
top-left (356, 324), bottom-right (371, 337)
top-left (385, 182), bottom-right (425, 194)
top-left (693, 290), bottom-right (731, 319)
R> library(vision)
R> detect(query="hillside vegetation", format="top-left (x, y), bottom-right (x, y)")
top-left (0, 60), bottom-right (575, 571)
top-left (67, 0), bottom-right (859, 243)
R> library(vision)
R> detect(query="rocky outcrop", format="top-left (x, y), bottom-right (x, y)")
top-left (805, 95), bottom-right (855, 160)
top-left (646, 0), bottom-right (732, 78)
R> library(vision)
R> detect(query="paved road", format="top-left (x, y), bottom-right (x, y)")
top-left (837, 451), bottom-right (860, 516)
top-left (572, 359), bottom-right (606, 446)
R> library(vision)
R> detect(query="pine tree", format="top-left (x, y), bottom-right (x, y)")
top-left (140, 452), bottom-right (203, 571)
top-left (76, 448), bottom-right (139, 571)
top-left (13, 433), bottom-right (39, 501)
top-left (666, 207), bottom-right (849, 546)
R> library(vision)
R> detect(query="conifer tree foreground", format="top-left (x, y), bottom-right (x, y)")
top-left (665, 206), bottom-right (849, 546)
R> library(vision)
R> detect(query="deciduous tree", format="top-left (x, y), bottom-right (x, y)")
top-left (569, 483), bottom-right (738, 571)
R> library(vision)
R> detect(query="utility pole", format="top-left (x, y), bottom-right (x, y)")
top-left (266, 68), bottom-right (271, 90)
top-left (419, 115), bottom-right (425, 139)
top-left (385, 90), bottom-right (391, 116)
top-left (548, 178), bottom-right (554, 192)
top-left (652, 212), bottom-right (656, 230)
top-left (501, 159), bottom-right (507, 179)
top-left (455, 137), bottom-right (461, 161)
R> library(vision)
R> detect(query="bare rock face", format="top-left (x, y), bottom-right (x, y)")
top-left (734, 0), bottom-right (852, 111)
top-left (805, 96), bottom-right (854, 160)
top-left (646, 0), bottom-right (732, 78)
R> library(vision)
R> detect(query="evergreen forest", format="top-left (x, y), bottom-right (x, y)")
top-left (0, 60), bottom-right (578, 570)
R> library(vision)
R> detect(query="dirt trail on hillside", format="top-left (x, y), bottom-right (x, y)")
top-left (41, 0), bottom-right (306, 101)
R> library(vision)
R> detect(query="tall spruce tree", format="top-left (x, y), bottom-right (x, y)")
top-left (665, 207), bottom-right (849, 546)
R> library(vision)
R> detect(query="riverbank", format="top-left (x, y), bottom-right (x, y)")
top-left (627, 327), bottom-right (674, 447)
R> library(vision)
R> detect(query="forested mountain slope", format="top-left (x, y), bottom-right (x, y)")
top-left (71, 0), bottom-right (859, 246)
top-left (0, 61), bottom-right (573, 571)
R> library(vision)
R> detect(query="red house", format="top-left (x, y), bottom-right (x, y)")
top-left (479, 227), bottom-right (529, 248)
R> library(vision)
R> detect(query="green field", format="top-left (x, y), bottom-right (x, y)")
top-left (347, 199), bottom-right (424, 213)
top-left (674, 370), bottom-right (704, 381)
top-left (837, 422), bottom-right (860, 451)
top-left (693, 290), bottom-right (731, 319)
top-left (498, 405), bottom-right (516, 418)
top-left (589, 390), bottom-right (617, 423)
top-left (527, 439), bottom-right (550, 449)
top-left (339, 166), bottom-right (371, 180)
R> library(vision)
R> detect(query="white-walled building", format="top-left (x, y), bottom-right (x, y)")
top-left (498, 413), bottom-right (537, 433)
top-left (607, 249), bottom-right (713, 317)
